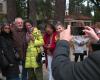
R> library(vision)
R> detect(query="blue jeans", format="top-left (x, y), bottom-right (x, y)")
top-left (6, 75), bottom-right (20, 80)
top-left (22, 67), bottom-right (27, 80)
top-left (20, 61), bottom-right (27, 80)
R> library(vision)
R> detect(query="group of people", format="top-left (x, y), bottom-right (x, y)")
top-left (0, 18), bottom-right (44, 80)
top-left (0, 17), bottom-right (100, 80)
top-left (0, 18), bottom-right (65, 80)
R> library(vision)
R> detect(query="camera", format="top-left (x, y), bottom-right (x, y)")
top-left (71, 27), bottom-right (85, 35)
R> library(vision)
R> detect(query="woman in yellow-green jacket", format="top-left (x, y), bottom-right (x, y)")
top-left (24, 20), bottom-right (44, 80)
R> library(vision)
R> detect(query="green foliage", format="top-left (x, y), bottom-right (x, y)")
top-left (36, 0), bottom-right (54, 20)
top-left (88, 0), bottom-right (100, 22)
top-left (69, 0), bottom-right (83, 14)
top-left (89, 0), bottom-right (100, 10)
top-left (82, 1), bottom-right (92, 16)
top-left (69, 0), bottom-right (92, 16)
top-left (15, 0), bottom-right (54, 20)
top-left (16, 0), bottom-right (27, 19)
top-left (93, 10), bottom-right (100, 22)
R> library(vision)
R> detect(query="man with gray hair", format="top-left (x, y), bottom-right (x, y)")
top-left (14, 18), bottom-right (23, 29)
top-left (12, 17), bottom-right (27, 80)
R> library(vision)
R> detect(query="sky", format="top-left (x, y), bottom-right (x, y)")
top-left (66, 0), bottom-right (69, 13)
top-left (66, 0), bottom-right (69, 3)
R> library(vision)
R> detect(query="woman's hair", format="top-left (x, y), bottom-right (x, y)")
top-left (23, 19), bottom-right (33, 32)
top-left (95, 22), bottom-right (100, 29)
top-left (1, 23), bottom-right (10, 32)
top-left (1, 23), bottom-right (13, 38)
top-left (45, 23), bottom-right (56, 32)
top-left (55, 22), bottom-right (64, 28)
top-left (24, 20), bottom-right (33, 27)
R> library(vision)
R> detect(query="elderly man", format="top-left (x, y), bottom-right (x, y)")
top-left (52, 26), bottom-right (100, 80)
top-left (12, 17), bottom-right (27, 80)
top-left (12, 18), bottom-right (27, 60)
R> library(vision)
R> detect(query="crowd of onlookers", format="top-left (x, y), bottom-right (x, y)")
top-left (0, 17), bottom-right (100, 80)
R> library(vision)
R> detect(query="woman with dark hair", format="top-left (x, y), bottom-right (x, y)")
top-left (72, 21), bottom-right (89, 62)
top-left (43, 23), bottom-right (57, 80)
top-left (0, 23), bottom-right (20, 80)
top-left (24, 20), bottom-right (44, 80)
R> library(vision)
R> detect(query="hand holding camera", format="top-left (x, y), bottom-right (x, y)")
top-left (83, 26), bottom-right (99, 42)
top-left (60, 25), bottom-right (99, 42)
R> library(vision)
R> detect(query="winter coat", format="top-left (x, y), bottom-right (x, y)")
top-left (0, 32), bottom-right (19, 76)
top-left (43, 32), bottom-right (57, 55)
top-left (73, 36), bottom-right (89, 54)
top-left (25, 27), bottom-right (44, 68)
top-left (43, 32), bottom-right (57, 67)
top-left (12, 27), bottom-right (27, 60)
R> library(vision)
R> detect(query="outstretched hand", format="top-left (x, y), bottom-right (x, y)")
top-left (83, 26), bottom-right (99, 42)
top-left (60, 25), bottom-right (73, 42)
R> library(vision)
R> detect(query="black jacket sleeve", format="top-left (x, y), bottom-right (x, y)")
top-left (52, 40), bottom-right (100, 80)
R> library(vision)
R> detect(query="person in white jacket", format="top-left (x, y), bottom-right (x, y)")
top-left (73, 36), bottom-right (89, 62)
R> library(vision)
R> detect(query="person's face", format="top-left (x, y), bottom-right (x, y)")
top-left (25, 22), bottom-right (32, 30)
top-left (56, 25), bottom-right (64, 33)
top-left (4, 25), bottom-right (11, 33)
top-left (95, 27), bottom-right (100, 32)
top-left (15, 19), bottom-right (23, 29)
top-left (45, 26), bottom-right (53, 35)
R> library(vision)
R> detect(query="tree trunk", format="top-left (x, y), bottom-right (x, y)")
top-left (55, 0), bottom-right (66, 23)
top-left (29, 0), bottom-right (37, 26)
top-left (7, 0), bottom-right (17, 22)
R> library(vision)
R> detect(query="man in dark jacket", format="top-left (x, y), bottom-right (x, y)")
top-left (12, 18), bottom-right (27, 80)
top-left (12, 18), bottom-right (27, 60)
top-left (52, 26), bottom-right (100, 80)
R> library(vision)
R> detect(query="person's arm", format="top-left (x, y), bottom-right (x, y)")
top-left (52, 40), bottom-right (74, 80)
top-left (34, 30), bottom-right (44, 47)
top-left (83, 26), bottom-right (99, 42)
top-left (52, 26), bottom-right (100, 80)
top-left (52, 40), bottom-right (100, 80)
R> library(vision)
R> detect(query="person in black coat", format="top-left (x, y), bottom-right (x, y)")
top-left (52, 26), bottom-right (100, 80)
top-left (0, 23), bottom-right (20, 80)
